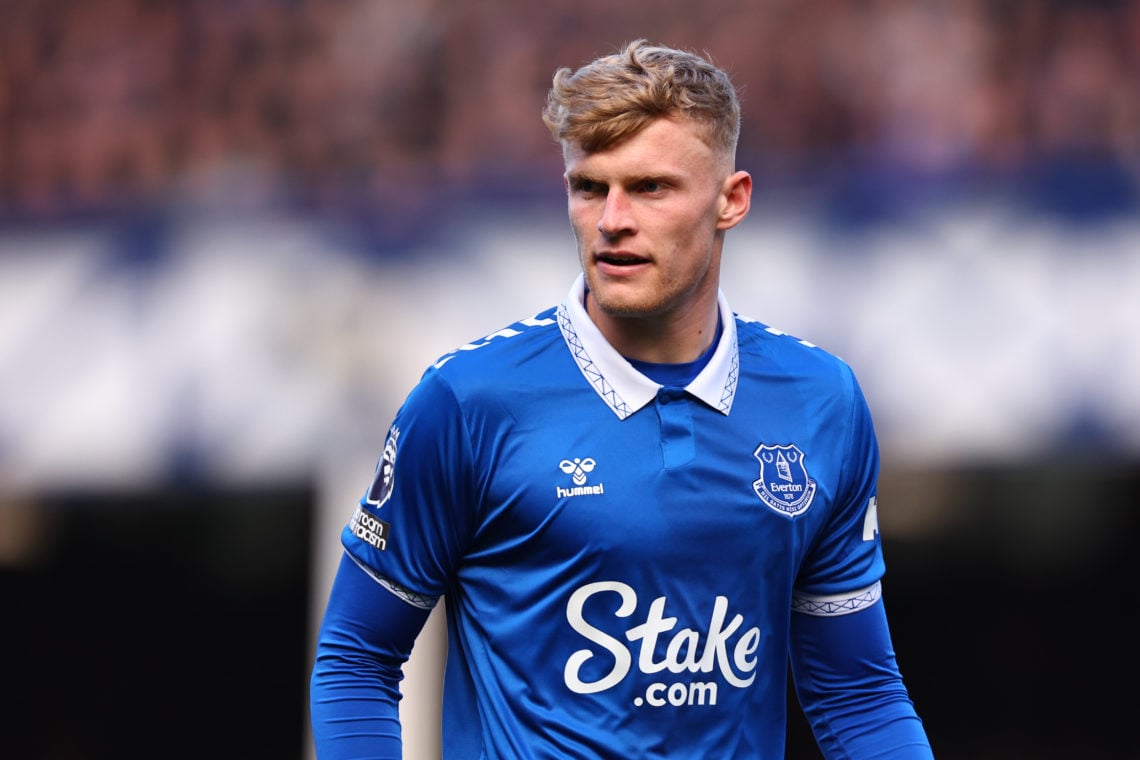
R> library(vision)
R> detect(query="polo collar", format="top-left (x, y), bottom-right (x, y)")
top-left (557, 274), bottom-right (739, 420)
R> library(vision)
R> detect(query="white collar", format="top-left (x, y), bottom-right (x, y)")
top-left (557, 274), bottom-right (739, 420)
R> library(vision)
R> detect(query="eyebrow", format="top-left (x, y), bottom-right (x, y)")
top-left (564, 171), bottom-right (594, 186)
top-left (566, 171), bottom-right (682, 188)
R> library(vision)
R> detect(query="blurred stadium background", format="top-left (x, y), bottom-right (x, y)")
top-left (1, 1), bottom-right (1138, 758)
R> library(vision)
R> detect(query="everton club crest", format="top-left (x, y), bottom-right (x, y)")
top-left (753, 443), bottom-right (817, 517)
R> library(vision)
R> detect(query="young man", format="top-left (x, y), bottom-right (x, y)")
top-left (311, 40), bottom-right (933, 758)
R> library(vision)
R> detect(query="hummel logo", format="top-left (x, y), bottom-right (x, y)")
top-left (556, 457), bottom-right (605, 498)
top-left (559, 457), bottom-right (595, 484)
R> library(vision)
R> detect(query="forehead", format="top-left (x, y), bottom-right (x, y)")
top-left (562, 117), bottom-right (721, 178)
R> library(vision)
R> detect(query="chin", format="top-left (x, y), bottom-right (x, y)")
top-left (591, 293), bottom-right (662, 319)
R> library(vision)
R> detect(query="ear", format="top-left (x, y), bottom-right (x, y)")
top-left (716, 170), bottom-right (752, 231)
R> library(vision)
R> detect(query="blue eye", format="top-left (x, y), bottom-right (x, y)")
top-left (572, 178), bottom-right (602, 195)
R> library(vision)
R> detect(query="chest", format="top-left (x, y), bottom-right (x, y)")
top-left (467, 388), bottom-right (843, 575)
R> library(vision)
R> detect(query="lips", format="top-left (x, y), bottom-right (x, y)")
top-left (596, 251), bottom-right (648, 266)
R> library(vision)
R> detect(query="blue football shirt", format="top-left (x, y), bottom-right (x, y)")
top-left (342, 274), bottom-right (886, 758)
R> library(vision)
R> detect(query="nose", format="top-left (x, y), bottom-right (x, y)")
top-left (597, 188), bottom-right (634, 237)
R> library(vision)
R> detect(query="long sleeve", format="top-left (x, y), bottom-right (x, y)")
top-left (789, 599), bottom-right (933, 758)
top-left (310, 553), bottom-right (433, 759)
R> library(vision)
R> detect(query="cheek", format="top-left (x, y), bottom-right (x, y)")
top-left (665, 217), bottom-right (719, 274)
top-left (567, 202), bottom-right (593, 235)
top-left (567, 214), bottom-right (594, 261)
top-left (568, 201), bottom-right (587, 221)
top-left (568, 216), bottom-right (590, 246)
top-left (667, 211), bottom-right (713, 250)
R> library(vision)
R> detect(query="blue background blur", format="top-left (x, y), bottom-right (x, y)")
top-left (1, 1), bottom-right (1138, 758)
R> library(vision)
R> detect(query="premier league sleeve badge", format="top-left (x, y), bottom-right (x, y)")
top-left (366, 425), bottom-right (400, 508)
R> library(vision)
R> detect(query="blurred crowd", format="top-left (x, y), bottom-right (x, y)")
top-left (1, 0), bottom-right (1138, 236)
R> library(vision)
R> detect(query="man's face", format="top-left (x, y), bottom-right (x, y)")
top-left (563, 116), bottom-right (735, 325)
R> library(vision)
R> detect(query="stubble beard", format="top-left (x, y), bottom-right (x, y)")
top-left (584, 270), bottom-right (670, 320)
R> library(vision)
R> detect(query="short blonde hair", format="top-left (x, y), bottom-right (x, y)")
top-left (542, 39), bottom-right (741, 157)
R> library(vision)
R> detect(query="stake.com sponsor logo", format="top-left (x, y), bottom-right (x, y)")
top-left (564, 581), bottom-right (760, 708)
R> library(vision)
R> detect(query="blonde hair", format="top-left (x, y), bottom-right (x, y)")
top-left (542, 39), bottom-right (741, 157)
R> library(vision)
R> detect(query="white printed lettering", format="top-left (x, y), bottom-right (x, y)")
top-left (565, 582), bottom-right (637, 693)
top-left (564, 582), bottom-right (761, 702)
top-left (862, 496), bottom-right (880, 541)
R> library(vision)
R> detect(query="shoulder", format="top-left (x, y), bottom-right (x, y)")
top-left (734, 314), bottom-right (860, 391)
top-left (422, 305), bottom-right (563, 385)
top-left (395, 306), bottom-right (564, 432)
